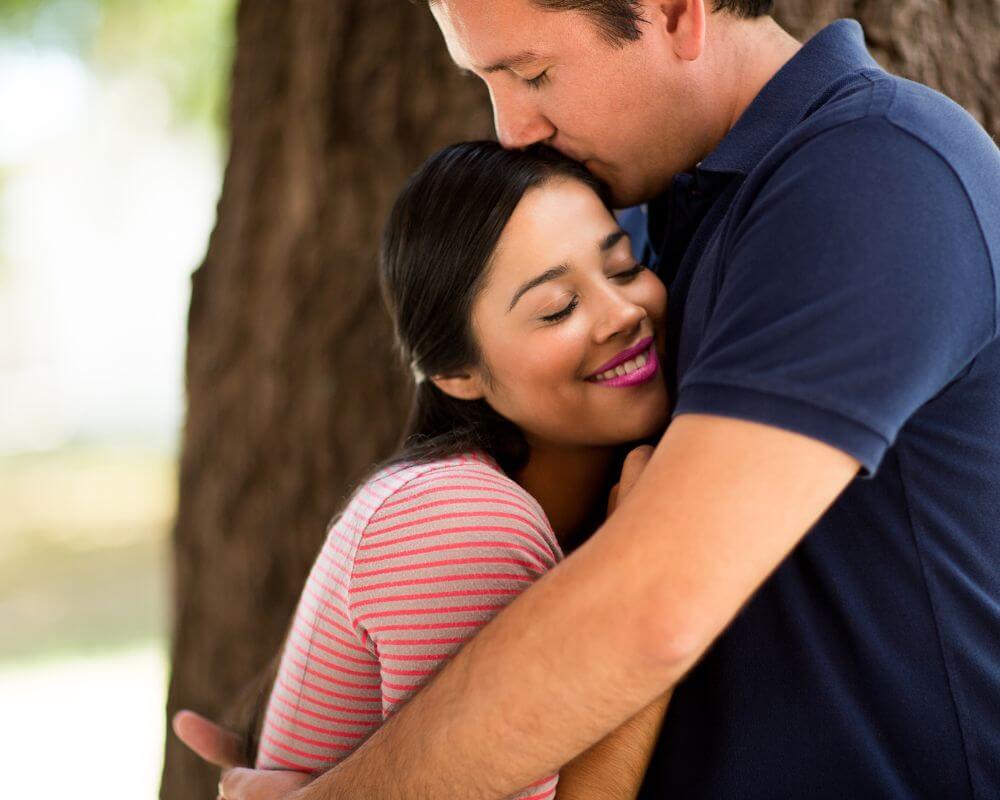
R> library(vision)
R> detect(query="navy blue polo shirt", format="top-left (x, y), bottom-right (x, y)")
top-left (621, 20), bottom-right (1000, 799)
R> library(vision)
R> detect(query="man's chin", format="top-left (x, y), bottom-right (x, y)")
top-left (581, 160), bottom-right (663, 209)
top-left (607, 183), bottom-right (659, 210)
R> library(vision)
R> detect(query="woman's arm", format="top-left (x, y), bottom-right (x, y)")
top-left (555, 690), bottom-right (671, 800)
top-left (355, 462), bottom-right (565, 800)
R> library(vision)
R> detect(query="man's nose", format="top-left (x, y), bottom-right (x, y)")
top-left (491, 91), bottom-right (556, 150)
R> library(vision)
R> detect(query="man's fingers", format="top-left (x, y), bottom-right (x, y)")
top-left (219, 768), bottom-right (254, 799)
top-left (172, 710), bottom-right (246, 769)
top-left (219, 767), bottom-right (311, 799)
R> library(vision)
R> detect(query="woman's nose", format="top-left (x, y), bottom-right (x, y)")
top-left (593, 293), bottom-right (647, 344)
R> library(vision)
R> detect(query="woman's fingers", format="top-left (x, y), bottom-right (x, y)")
top-left (172, 709), bottom-right (247, 769)
top-left (609, 445), bottom-right (654, 514)
top-left (607, 483), bottom-right (621, 515)
top-left (616, 444), bottom-right (653, 503)
top-left (218, 767), bottom-right (311, 799)
top-left (621, 445), bottom-right (654, 491)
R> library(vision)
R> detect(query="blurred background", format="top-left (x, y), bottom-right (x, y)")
top-left (0, 1), bottom-right (233, 796)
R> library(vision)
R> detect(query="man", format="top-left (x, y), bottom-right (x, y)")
top-left (178, 1), bottom-right (1000, 797)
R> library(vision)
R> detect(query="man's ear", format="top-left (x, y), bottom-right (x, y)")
top-left (430, 368), bottom-right (487, 401)
top-left (650, 0), bottom-right (707, 62)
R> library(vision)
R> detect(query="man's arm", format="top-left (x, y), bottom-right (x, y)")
top-left (554, 447), bottom-right (669, 800)
top-left (554, 689), bottom-right (672, 800)
top-left (292, 413), bottom-right (858, 800)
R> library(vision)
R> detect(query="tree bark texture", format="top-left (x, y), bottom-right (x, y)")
top-left (161, 1), bottom-right (997, 797)
top-left (160, 1), bottom-right (491, 796)
top-left (775, 0), bottom-right (999, 137)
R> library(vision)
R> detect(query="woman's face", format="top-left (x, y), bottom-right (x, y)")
top-left (459, 177), bottom-right (669, 448)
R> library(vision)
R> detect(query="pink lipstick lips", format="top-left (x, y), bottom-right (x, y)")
top-left (585, 336), bottom-right (659, 388)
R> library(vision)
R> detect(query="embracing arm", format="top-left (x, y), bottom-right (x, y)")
top-left (554, 448), bottom-right (671, 800)
top-left (555, 689), bottom-right (672, 800)
top-left (291, 413), bottom-right (858, 800)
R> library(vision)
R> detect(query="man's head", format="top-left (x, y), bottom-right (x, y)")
top-left (425, 0), bottom-right (777, 206)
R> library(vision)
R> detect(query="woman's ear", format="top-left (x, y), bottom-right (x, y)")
top-left (429, 368), bottom-right (487, 401)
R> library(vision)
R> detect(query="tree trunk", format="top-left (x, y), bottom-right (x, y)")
top-left (159, 1), bottom-right (491, 796)
top-left (775, 0), bottom-right (999, 137)
top-left (160, 2), bottom-right (997, 797)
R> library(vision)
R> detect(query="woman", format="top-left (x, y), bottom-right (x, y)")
top-left (251, 141), bottom-right (672, 799)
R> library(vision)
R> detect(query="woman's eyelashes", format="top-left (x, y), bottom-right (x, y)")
top-left (541, 296), bottom-right (578, 323)
top-left (537, 264), bottom-right (647, 324)
top-left (615, 264), bottom-right (646, 281)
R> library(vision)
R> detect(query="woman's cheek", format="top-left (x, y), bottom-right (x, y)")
top-left (640, 275), bottom-right (668, 321)
top-left (547, 329), bottom-right (584, 376)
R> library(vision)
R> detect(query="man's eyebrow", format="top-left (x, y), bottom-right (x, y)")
top-left (507, 264), bottom-right (570, 313)
top-left (480, 50), bottom-right (542, 74)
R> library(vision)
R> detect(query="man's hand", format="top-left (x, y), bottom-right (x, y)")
top-left (216, 768), bottom-right (311, 800)
top-left (172, 710), bottom-right (311, 800)
top-left (172, 710), bottom-right (245, 770)
top-left (607, 445), bottom-right (654, 516)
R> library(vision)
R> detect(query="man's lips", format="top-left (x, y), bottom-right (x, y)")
top-left (586, 336), bottom-right (655, 379)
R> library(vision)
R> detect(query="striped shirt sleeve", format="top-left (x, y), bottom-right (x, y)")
top-left (351, 463), bottom-right (562, 800)
top-left (257, 458), bottom-right (563, 799)
top-left (255, 506), bottom-right (384, 772)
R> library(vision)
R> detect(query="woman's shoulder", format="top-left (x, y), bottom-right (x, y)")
top-left (342, 451), bottom-right (561, 561)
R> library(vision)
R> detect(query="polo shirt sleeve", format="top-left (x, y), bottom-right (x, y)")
top-left (674, 117), bottom-right (997, 476)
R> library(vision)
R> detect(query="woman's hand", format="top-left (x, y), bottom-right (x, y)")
top-left (172, 710), bottom-right (311, 799)
top-left (607, 445), bottom-right (655, 517)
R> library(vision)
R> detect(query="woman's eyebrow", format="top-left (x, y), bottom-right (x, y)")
top-left (600, 229), bottom-right (629, 252)
top-left (506, 229), bottom-right (631, 313)
top-left (507, 264), bottom-right (569, 313)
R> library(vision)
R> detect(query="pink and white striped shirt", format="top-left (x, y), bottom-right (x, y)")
top-left (257, 450), bottom-right (564, 799)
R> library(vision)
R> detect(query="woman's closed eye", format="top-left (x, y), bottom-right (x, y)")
top-left (613, 264), bottom-right (646, 282)
top-left (538, 264), bottom-right (648, 324)
top-left (540, 296), bottom-right (578, 324)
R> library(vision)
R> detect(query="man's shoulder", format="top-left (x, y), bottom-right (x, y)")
top-left (880, 75), bottom-right (996, 161)
top-left (783, 70), bottom-right (999, 196)
top-left (720, 71), bottom-right (1000, 343)
top-left (761, 71), bottom-right (1000, 288)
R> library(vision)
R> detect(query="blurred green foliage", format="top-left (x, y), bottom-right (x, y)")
top-left (0, 0), bottom-right (235, 132)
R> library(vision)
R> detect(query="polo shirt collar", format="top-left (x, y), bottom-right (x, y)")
top-left (698, 19), bottom-right (881, 176)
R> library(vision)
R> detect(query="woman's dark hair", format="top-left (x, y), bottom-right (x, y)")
top-left (237, 140), bottom-right (607, 763)
top-left (379, 140), bottom-right (605, 476)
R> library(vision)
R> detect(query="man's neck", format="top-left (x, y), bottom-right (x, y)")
top-left (707, 16), bottom-right (803, 159)
top-left (512, 442), bottom-right (628, 552)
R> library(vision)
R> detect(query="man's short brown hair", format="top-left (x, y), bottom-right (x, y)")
top-left (421, 1), bottom-right (775, 46)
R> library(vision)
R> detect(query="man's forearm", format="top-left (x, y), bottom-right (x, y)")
top-left (295, 415), bottom-right (857, 800)
top-left (555, 689), bottom-right (672, 800)
top-left (297, 507), bottom-right (679, 800)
